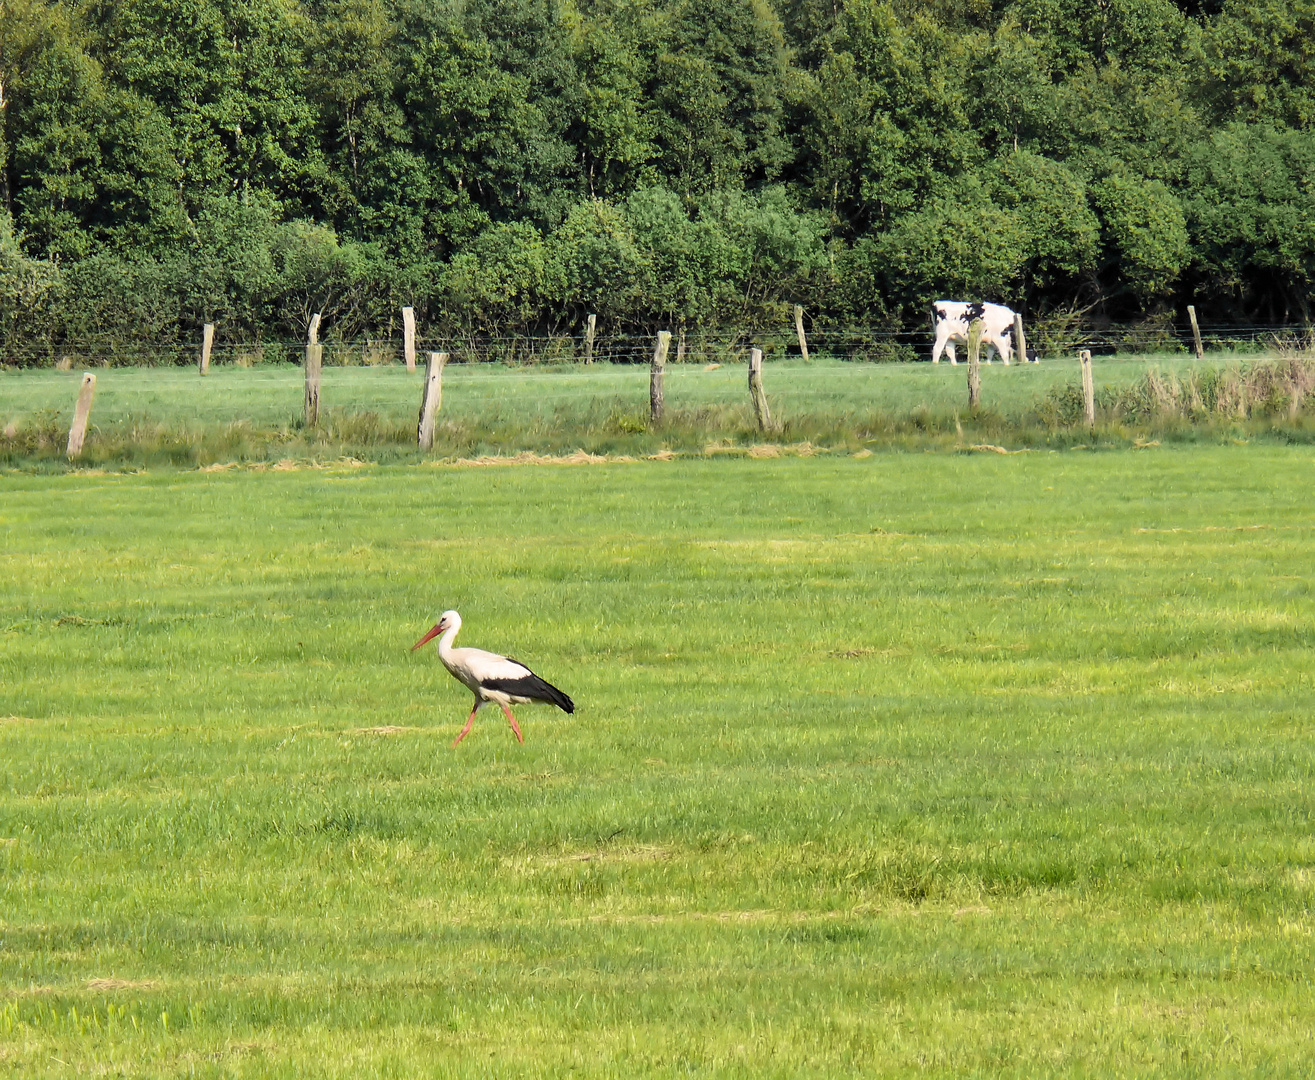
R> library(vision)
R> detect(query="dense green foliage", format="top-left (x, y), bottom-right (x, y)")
top-left (3, 450), bottom-right (1315, 1075)
top-left (3, 0), bottom-right (1315, 358)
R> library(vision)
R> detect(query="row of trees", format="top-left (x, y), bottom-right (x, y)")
top-left (3, 0), bottom-right (1315, 357)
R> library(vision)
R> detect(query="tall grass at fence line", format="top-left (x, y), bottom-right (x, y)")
top-left (1031, 347), bottom-right (1315, 430)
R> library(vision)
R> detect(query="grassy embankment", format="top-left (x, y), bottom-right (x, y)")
top-left (2, 447), bottom-right (1314, 1075)
top-left (4, 352), bottom-right (1311, 468)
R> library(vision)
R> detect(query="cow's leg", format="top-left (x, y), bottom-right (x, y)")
top-left (931, 327), bottom-right (950, 364)
top-left (994, 329), bottom-right (1014, 366)
top-left (945, 342), bottom-right (957, 365)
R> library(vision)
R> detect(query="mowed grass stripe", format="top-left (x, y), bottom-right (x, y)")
top-left (1, 447), bottom-right (1314, 1075)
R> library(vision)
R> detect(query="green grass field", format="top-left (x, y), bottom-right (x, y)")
top-left (2, 447), bottom-right (1313, 1076)
top-left (2, 354), bottom-right (1215, 427)
top-left (5, 353), bottom-right (1294, 468)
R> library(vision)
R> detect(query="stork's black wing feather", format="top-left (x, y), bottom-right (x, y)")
top-left (481, 672), bottom-right (575, 713)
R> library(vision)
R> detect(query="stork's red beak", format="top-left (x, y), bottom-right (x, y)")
top-left (412, 624), bottom-right (442, 651)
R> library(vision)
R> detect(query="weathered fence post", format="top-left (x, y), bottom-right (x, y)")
top-left (749, 347), bottom-right (773, 432)
top-left (584, 314), bottom-right (596, 364)
top-left (967, 318), bottom-right (983, 410)
top-left (676, 325), bottom-right (687, 364)
top-left (417, 351), bottom-right (448, 450)
top-left (305, 344), bottom-right (322, 427)
top-left (402, 306), bottom-right (416, 372)
top-left (1013, 312), bottom-right (1032, 364)
top-left (650, 330), bottom-right (671, 423)
top-left (1187, 305), bottom-right (1204, 361)
top-left (66, 373), bottom-right (97, 459)
top-left (199, 323), bottom-right (214, 376)
top-left (305, 313), bottom-right (323, 426)
top-left (1080, 349), bottom-right (1095, 429)
top-left (794, 304), bottom-right (810, 362)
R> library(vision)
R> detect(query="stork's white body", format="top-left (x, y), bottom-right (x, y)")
top-left (412, 610), bottom-right (574, 746)
top-left (437, 634), bottom-right (548, 707)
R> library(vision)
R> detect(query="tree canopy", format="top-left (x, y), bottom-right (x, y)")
top-left (2, 0), bottom-right (1313, 353)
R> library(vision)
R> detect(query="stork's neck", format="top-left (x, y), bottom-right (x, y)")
top-left (436, 620), bottom-right (461, 663)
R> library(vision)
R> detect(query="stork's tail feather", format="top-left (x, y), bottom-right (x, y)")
top-left (538, 680), bottom-right (575, 714)
top-left (482, 675), bottom-right (575, 714)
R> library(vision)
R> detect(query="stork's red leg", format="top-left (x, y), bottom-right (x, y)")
top-left (498, 702), bottom-right (524, 744)
top-left (452, 706), bottom-right (479, 747)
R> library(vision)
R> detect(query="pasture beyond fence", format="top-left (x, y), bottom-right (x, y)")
top-left (6, 345), bottom-right (1315, 468)
top-left (8, 305), bottom-right (1315, 461)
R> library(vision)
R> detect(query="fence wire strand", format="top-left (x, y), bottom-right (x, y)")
top-left (2, 321), bottom-right (1311, 368)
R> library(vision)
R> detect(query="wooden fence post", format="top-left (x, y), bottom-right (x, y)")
top-left (417, 351), bottom-right (448, 449)
top-left (304, 312), bottom-right (323, 426)
top-left (749, 347), bottom-right (773, 432)
top-left (676, 325), bottom-right (687, 364)
top-left (794, 304), bottom-right (810, 362)
top-left (1080, 349), bottom-right (1095, 429)
top-left (199, 323), bottom-right (214, 376)
top-left (1013, 312), bottom-right (1032, 364)
top-left (1187, 305), bottom-right (1204, 360)
top-left (402, 306), bottom-right (416, 372)
top-left (305, 343), bottom-right (322, 427)
top-left (66, 373), bottom-right (97, 459)
top-left (967, 318), bottom-right (983, 410)
top-left (584, 313), bottom-right (596, 364)
top-left (650, 330), bottom-right (671, 423)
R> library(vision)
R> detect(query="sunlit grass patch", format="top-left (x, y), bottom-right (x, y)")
top-left (1, 448), bottom-right (1314, 1074)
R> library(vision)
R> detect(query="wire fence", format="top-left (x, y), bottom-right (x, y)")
top-left (2, 319), bottom-right (1311, 369)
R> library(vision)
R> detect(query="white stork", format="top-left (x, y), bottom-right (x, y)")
top-left (411, 610), bottom-right (575, 746)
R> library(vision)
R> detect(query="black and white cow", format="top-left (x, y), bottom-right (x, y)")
top-left (930, 300), bottom-right (1037, 365)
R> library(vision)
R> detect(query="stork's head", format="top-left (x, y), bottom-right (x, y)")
top-left (411, 609), bottom-right (460, 651)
